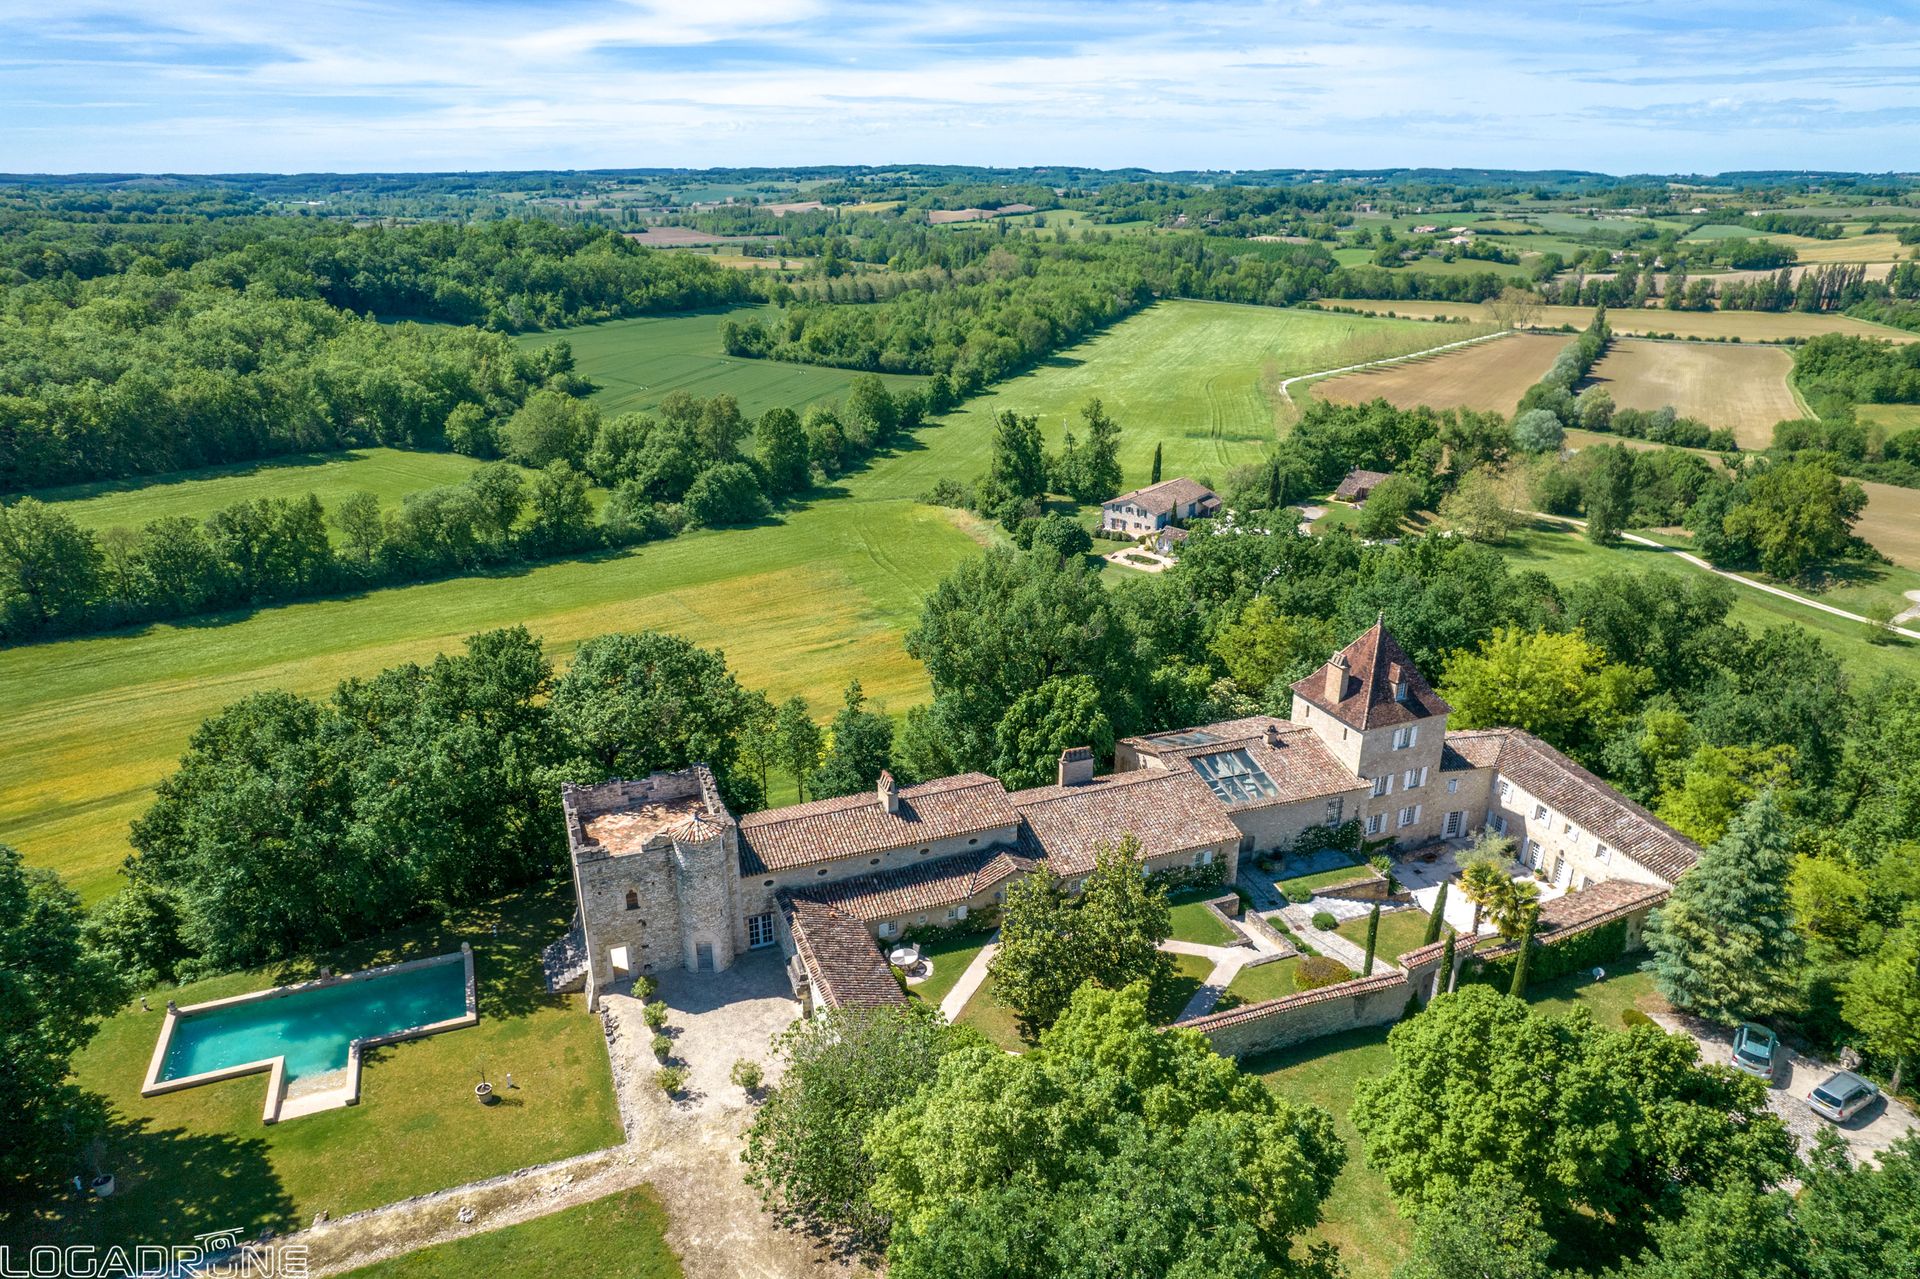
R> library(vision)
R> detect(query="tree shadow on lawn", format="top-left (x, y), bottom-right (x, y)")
top-left (26, 450), bottom-right (376, 506)
top-left (15, 1115), bottom-right (295, 1249)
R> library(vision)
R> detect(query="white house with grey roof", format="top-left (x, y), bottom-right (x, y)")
top-left (553, 622), bottom-right (1699, 1013)
top-left (1100, 477), bottom-right (1220, 537)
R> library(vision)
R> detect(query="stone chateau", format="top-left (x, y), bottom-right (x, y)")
top-left (553, 622), bottom-right (1698, 1014)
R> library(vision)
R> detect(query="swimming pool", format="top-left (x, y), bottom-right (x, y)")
top-left (142, 946), bottom-right (478, 1123)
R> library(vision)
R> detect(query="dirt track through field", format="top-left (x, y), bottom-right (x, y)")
top-left (1581, 339), bottom-right (1800, 448)
top-left (1311, 332), bottom-right (1571, 415)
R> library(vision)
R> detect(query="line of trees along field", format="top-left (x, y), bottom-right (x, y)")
top-left (0, 377), bottom-right (930, 645)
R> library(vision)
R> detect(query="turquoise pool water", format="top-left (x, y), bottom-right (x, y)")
top-left (160, 958), bottom-right (468, 1083)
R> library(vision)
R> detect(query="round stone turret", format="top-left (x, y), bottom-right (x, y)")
top-left (669, 813), bottom-right (738, 972)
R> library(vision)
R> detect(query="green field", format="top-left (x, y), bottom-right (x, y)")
top-left (1496, 521), bottom-right (1920, 677)
top-left (520, 306), bottom-right (923, 419)
top-left (1859, 403), bottom-right (1920, 430)
top-left (25, 449), bottom-right (504, 534)
top-left (1, 299), bottom-right (1483, 901)
top-left (920, 301), bottom-right (1488, 492)
top-left (44, 885), bottom-right (622, 1249)
top-left (341, 1186), bottom-right (682, 1279)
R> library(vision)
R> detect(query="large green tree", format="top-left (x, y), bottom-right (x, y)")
top-left (0, 846), bottom-right (126, 1206)
top-left (754, 406), bottom-right (811, 495)
top-left (1718, 458), bottom-right (1867, 579)
top-left (906, 548), bottom-right (1137, 772)
top-left (1645, 791), bottom-right (1803, 1024)
top-left (1840, 905), bottom-right (1920, 1092)
top-left (741, 1004), bottom-right (965, 1252)
top-left (866, 983), bottom-right (1345, 1279)
top-left (992, 674), bottom-right (1114, 789)
top-left (1351, 986), bottom-right (1793, 1249)
top-left (551, 629), bottom-right (765, 809)
top-left (1439, 626), bottom-right (1648, 759)
top-left (0, 498), bottom-right (101, 634)
top-left (811, 680), bottom-right (897, 799)
top-left (989, 836), bottom-right (1172, 1037)
top-left (1396, 1178), bottom-right (1554, 1279)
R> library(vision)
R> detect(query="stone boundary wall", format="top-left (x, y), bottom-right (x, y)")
top-left (1203, 893), bottom-right (1253, 949)
top-left (1187, 887), bottom-right (1664, 1059)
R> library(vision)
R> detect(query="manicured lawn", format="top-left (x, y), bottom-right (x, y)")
top-left (1149, 951), bottom-right (1220, 1024)
top-left (1218, 956), bottom-right (1306, 1008)
top-left (24, 449), bottom-right (507, 536)
top-left (1167, 887), bottom-right (1237, 946)
top-left (1515, 964), bottom-right (1660, 1026)
top-left (1335, 908), bottom-right (1433, 966)
top-left (906, 930), bottom-right (996, 1010)
top-left (339, 1186), bottom-right (682, 1279)
top-left (1270, 859), bottom-right (1371, 901)
top-left (40, 884), bottom-right (622, 1249)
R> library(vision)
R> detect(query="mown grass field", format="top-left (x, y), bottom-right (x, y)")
top-left (1311, 332), bottom-right (1570, 415)
top-left (1581, 338), bottom-right (1802, 447)
top-left (922, 301), bottom-right (1490, 490)
top-left (42, 884), bottom-right (621, 1249)
top-left (519, 305), bottom-right (923, 419)
top-left (1313, 298), bottom-right (1917, 343)
top-left (340, 1186), bottom-right (682, 1279)
top-left (26, 449), bottom-right (504, 533)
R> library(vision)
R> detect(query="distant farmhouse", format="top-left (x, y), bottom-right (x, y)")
top-left (550, 623), bottom-right (1696, 1015)
top-left (1100, 477), bottom-right (1220, 538)
top-left (1332, 467), bottom-right (1390, 504)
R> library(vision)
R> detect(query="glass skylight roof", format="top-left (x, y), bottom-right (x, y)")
top-left (1190, 748), bottom-right (1280, 804)
top-left (1155, 729), bottom-right (1221, 746)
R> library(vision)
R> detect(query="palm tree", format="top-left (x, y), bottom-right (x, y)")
top-left (1489, 878), bottom-right (1542, 943)
top-left (1459, 860), bottom-right (1511, 937)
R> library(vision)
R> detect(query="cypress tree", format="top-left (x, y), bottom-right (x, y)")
top-left (1265, 459), bottom-right (1281, 510)
top-left (1150, 442), bottom-right (1162, 484)
top-left (1508, 913), bottom-right (1536, 999)
top-left (1424, 883), bottom-right (1448, 946)
top-left (1438, 927), bottom-right (1457, 995)
top-left (1363, 902), bottom-right (1381, 976)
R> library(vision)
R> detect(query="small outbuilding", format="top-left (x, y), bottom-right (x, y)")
top-left (1332, 468), bottom-right (1391, 505)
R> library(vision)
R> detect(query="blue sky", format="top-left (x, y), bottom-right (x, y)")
top-left (2, 1), bottom-right (1915, 175)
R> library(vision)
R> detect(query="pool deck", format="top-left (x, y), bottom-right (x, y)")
top-left (140, 945), bottom-right (479, 1124)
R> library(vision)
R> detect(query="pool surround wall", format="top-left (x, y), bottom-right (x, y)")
top-left (140, 945), bottom-right (478, 1124)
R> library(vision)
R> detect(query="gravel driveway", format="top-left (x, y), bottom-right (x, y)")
top-left (1651, 1010), bottom-right (1918, 1165)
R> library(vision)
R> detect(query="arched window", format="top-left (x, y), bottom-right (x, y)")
top-left (624, 890), bottom-right (639, 911)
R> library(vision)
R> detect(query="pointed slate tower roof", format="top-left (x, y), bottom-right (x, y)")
top-left (1291, 621), bottom-right (1451, 731)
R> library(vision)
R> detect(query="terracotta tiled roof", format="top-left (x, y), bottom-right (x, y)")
top-left (1291, 623), bottom-right (1450, 731)
top-left (1010, 769), bottom-right (1243, 876)
top-left (1125, 717), bottom-right (1367, 811)
top-left (1486, 729), bottom-right (1699, 884)
top-left (1440, 731), bottom-right (1503, 771)
top-left (785, 848), bottom-right (1034, 921)
top-left (781, 897), bottom-right (908, 1011)
top-left (1104, 477), bottom-right (1219, 515)
top-left (1179, 971), bottom-right (1407, 1033)
top-left (1332, 468), bottom-right (1391, 500)
top-left (738, 773), bottom-right (1017, 875)
top-left (1475, 879), bottom-right (1669, 963)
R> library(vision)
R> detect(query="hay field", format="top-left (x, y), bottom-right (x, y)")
top-left (1582, 339), bottom-right (1800, 448)
top-left (1858, 481), bottom-right (1920, 572)
top-left (1766, 232), bottom-right (1907, 263)
top-left (1310, 332), bottom-right (1570, 415)
top-left (1859, 404), bottom-right (1920, 431)
top-left (1314, 298), bottom-right (1916, 343)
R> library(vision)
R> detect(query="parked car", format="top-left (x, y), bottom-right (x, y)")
top-left (1730, 1023), bottom-right (1779, 1081)
top-left (1807, 1071), bottom-right (1880, 1123)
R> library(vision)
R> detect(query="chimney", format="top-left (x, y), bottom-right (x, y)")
top-left (1323, 652), bottom-right (1349, 702)
top-left (877, 770), bottom-right (899, 814)
top-left (1057, 746), bottom-right (1094, 787)
top-left (1389, 662), bottom-right (1408, 702)
top-left (1264, 723), bottom-right (1284, 748)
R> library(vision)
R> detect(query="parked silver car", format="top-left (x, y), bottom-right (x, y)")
top-left (1730, 1023), bottom-right (1778, 1081)
top-left (1807, 1070), bottom-right (1880, 1123)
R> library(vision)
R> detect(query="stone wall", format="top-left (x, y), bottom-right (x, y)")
top-left (1184, 971), bottom-right (1415, 1058)
top-left (1227, 790), bottom-right (1370, 858)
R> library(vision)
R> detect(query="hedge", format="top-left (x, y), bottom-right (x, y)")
top-left (1470, 918), bottom-right (1630, 991)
